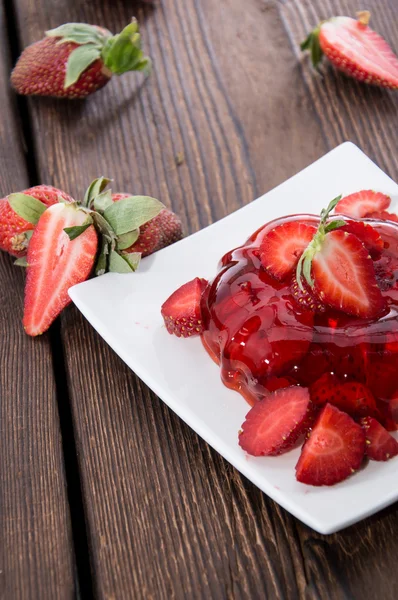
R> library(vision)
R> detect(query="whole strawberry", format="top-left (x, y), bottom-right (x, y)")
top-left (11, 19), bottom-right (151, 99)
top-left (0, 185), bottom-right (73, 257)
top-left (112, 193), bottom-right (183, 256)
top-left (301, 11), bottom-right (398, 89)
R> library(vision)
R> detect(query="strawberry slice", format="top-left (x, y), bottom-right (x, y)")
top-left (302, 13), bottom-right (398, 89)
top-left (23, 203), bottom-right (98, 336)
top-left (339, 220), bottom-right (384, 259)
top-left (295, 404), bottom-right (366, 486)
top-left (239, 386), bottom-right (313, 456)
top-left (161, 277), bottom-right (208, 338)
top-left (290, 273), bottom-right (326, 313)
top-left (334, 190), bottom-right (391, 218)
top-left (311, 230), bottom-right (385, 319)
top-left (260, 222), bottom-right (316, 281)
top-left (360, 417), bottom-right (398, 461)
top-left (366, 210), bottom-right (398, 224)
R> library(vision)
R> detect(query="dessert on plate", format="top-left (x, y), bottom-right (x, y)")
top-left (161, 190), bottom-right (398, 486)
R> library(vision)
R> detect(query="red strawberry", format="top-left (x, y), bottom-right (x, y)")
top-left (295, 404), bottom-right (365, 486)
top-left (367, 210), bottom-right (398, 223)
top-left (334, 382), bottom-right (378, 419)
top-left (311, 230), bottom-right (385, 319)
top-left (301, 12), bottom-right (398, 89)
top-left (390, 396), bottom-right (398, 425)
top-left (11, 20), bottom-right (151, 99)
top-left (238, 387), bottom-right (313, 456)
top-left (24, 203), bottom-right (98, 336)
top-left (360, 417), bottom-right (398, 461)
top-left (112, 194), bottom-right (183, 257)
top-left (161, 278), bottom-right (208, 338)
top-left (0, 185), bottom-right (73, 257)
top-left (309, 373), bottom-right (340, 406)
top-left (260, 221), bottom-right (316, 281)
top-left (339, 220), bottom-right (384, 259)
top-left (290, 273), bottom-right (326, 313)
top-left (334, 190), bottom-right (391, 218)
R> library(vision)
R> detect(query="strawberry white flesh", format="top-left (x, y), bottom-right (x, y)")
top-left (24, 203), bottom-right (98, 336)
top-left (312, 229), bottom-right (385, 318)
top-left (335, 190), bottom-right (391, 218)
top-left (320, 17), bottom-right (398, 89)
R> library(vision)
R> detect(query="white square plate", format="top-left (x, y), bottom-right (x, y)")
top-left (69, 142), bottom-right (398, 534)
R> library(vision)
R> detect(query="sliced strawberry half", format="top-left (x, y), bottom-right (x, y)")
top-left (161, 277), bottom-right (208, 338)
top-left (260, 221), bottom-right (316, 281)
top-left (339, 220), bottom-right (384, 259)
top-left (295, 403), bottom-right (366, 486)
top-left (366, 210), bottom-right (398, 224)
top-left (335, 190), bottom-right (391, 219)
top-left (24, 203), bottom-right (98, 336)
top-left (311, 230), bottom-right (385, 319)
top-left (239, 386), bottom-right (313, 456)
top-left (360, 417), bottom-right (398, 461)
top-left (290, 273), bottom-right (326, 313)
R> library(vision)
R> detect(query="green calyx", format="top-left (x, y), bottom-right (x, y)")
top-left (296, 196), bottom-right (344, 291)
top-left (46, 18), bottom-right (151, 89)
top-left (300, 25), bottom-right (323, 68)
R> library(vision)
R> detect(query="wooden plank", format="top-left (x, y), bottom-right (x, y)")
top-left (12, 0), bottom-right (398, 598)
top-left (0, 3), bottom-right (75, 599)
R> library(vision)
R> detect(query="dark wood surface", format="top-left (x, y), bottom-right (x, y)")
top-left (2, 0), bottom-right (398, 598)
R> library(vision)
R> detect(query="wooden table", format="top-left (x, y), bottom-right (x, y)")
top-left (1, 0), bottom-right (397, 598)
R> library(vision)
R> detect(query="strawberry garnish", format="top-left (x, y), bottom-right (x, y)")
top-left (239, 387), bottom-right (313, 456)
top-left (290, 273), bottom-right (325, 313)
top-left (112, 194), bottom-right (183, 257)
top-left (161, 278), bottom-right (208, 338)
top-left (11, 20), bottom-right (151, 99)
top-left (295, 403), bottom-right (366, 486)
top-left (23, 203), bottom-right (98, 336)
top-left (334, 190), bottom-right (391, 219)
top-left (339, 220), bottom-right (384, 259)
top-left (259, 221), bottom-right (316, 281)
top-left (360, 417), bottom-right (398, 461)
top-left (0, 185), bottom-right (73, 257)
top-left (366, 210), bottom-right (398, 224)
top-left (301, 12), bottom-right (398, 89)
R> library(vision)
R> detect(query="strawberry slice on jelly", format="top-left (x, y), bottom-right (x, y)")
top-left (339, 220), bottom-right (384, 259)
top-left (335, 190), bottom-right (391, 218)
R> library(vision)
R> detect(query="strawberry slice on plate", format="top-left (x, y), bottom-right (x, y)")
top-left (295, 403), bottom-right (366, 486)
top-left (24, 203), bottom-right (98, 336)
top-left (161, 277), bottom-right (208, 338)
top-left (311, 229), bottom-right (385, 318)
top-left (301, 12), bottom-right (398, 89)
top-left (260, 221), bottom-right (316, 281)
top-left (238, 386), bottom-right (314, 456)
top-left (334, 190), bottom-right (391, 219)
top-left (360, 417), bottom-right (398, 461)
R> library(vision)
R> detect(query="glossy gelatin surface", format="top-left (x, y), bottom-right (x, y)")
top-left (201, 214), bottom-right (398, 423)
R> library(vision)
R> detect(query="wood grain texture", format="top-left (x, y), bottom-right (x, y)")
top-left (10, 0), bottom-right (398, 598)
top-left (0, 3), bottom-right (75, 599)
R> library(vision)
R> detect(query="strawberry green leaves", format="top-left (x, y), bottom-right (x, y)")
top-left (8, 193), bottom-right (47, 224)
top-left (103, 195), bottom-right (163, 235)
top-left (101, 20), bottom-right (152, 76)
top-left (64, 45), bottom-right (102, 88)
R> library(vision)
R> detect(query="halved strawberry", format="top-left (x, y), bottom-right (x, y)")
top-left (23, 203), bottom-right (98, 336)
top-left (238, 386), bottom-right (313, 456)
top-left (161, 277), bottom-right (208, 338)
top-left (295, 403), bottom-right (365, 486)
top-left (260, 222), bottom-right (316, 281)
top-left (290, 273), bottom-right (326, 313)
top-left (366, 210), bottom-right (398, 223)
top-left (311, 230), bottom-right (385, 318)
top-left (309, 372), bottom-right (340, 406)
top-left (360, 417), bottom-right (398, 461)
top-left (339, 220), bottom-right (383, 259)
top-left (333, 382), bottom-right (378, 419)
top-left (334, 190), bottom-right (391, 218)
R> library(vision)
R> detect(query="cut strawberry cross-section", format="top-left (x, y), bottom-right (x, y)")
top-left (335, 190), bottom-right (391, 219)
top-left (238, 386), bottom-right (314, 456)
top-left (360, 417), bottom-right (398, 461)
top-left (161, 277), bottom-right (208, 338)
top-left (339, 220), bottom-right (384, 259)
top-left (295, 403), bottom-right (366, 486)
top-left (259, 221), bottom-right (316, 281)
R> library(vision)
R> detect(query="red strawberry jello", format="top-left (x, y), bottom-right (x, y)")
top-left (161, 192), bottom-right (398, 485)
